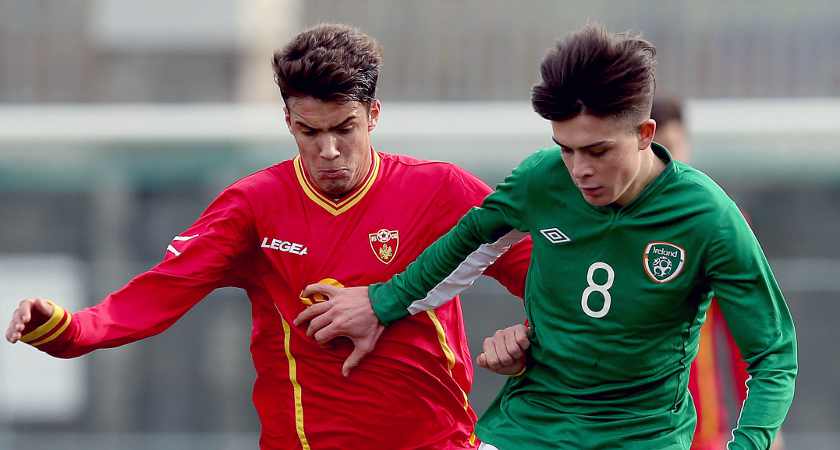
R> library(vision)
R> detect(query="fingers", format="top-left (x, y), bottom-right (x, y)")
top-left (482, 333), bottom-right (508, 369)
top-left (312, 322), bottom-right (343, 344)
top-left (15, 299), bottom-right (34, 323)
top-left (494, 330), bottom-right (516, 366)
top-left (300, 283), bottom-right (342, 300)
top-left (342, 344), bottom-right (369, 377)
top-left (504, 324), bottom-right (530, 359)
top-left (5, 320), bottom-right (20, 343)
top-left (6, 299), bottom-right (35, 343)
top-left (293, 300), bottom-right (333, 326)
top-left (503, 329), bottom-right (525, 361)
top-left (514, 324), bottom-right (531, 350)
top-left (341, 325), bottom-right (384, 377)
top-left (476, 352), bottom-right (488, 369)
top-left (33, 298), bottom-right (53, 316)
top-left (478, 324), bottom-right (532, 375)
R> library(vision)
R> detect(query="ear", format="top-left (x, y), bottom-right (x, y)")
top-left (367, 99), bottom-right (381, 132)
top-left (638, 118), bottom-right (656, 150)
top-left (283, 106), bottom-right (293, 135)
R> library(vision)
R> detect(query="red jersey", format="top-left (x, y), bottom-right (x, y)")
top-left (690, 209), bottom-right (753, 450)
top-left (23, 150), bottom-right (531, 450)
top-left (689, 300), bottom-right (750, 449)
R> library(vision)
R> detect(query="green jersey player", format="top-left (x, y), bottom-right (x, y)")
top-left (296, 24), bottom-right (797, 450)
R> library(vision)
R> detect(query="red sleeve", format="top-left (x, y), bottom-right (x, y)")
top-left (445, 164), bottom-right (531, 300)
top-left (26, 186), bottom-right (256, 358)
top-left (724, 207), bottom-right (752, 404)
top-left (720, 303), bottom-right (750, 404)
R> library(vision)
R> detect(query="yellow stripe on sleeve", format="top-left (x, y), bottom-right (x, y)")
top-left (21, 301), bottom-right (64, 344)
top-left (31, 311), bottom-right (72, 347)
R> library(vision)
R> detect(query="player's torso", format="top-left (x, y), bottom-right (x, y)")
top-left (521, 150), bottom-right (725, 410)
top-left (244, 153), bottom-right (478, 449)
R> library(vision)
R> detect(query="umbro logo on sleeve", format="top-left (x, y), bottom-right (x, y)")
top-left (539, 227), bottom-right (571, 244)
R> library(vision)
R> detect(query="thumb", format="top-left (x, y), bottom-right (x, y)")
top-left (34, 299), bottom-right (54, 317)
top-left (477, 352), bottom-right (487, 368)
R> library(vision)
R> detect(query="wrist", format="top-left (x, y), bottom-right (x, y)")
top-left (369, 283), bottom-right (410, 326)
top-left (21, 301), bottom-right (72, 347)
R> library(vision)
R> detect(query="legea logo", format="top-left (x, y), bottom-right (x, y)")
top-left (260, 237), bottom-right (308, 256)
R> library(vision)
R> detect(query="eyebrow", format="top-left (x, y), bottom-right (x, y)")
top-left (551, 137), bottom-right (615, 150)
top-left (295, 116), bottom-right (357, 131)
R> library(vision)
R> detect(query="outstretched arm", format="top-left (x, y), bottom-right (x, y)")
top-left (6, 187), bottom-right (255, 358)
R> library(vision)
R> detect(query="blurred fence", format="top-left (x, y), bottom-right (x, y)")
top-left (2, 0), bottom-right (840, 102)
top-left (1, 100), bottom-right (839, 449)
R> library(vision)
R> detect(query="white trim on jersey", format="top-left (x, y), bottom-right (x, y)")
top-left (407, 230), bottom-right (527, 315)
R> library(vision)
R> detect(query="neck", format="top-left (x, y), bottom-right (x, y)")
top-left (616, 147), bottom-right (665, 206)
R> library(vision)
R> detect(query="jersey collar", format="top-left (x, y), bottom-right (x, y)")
top-left (293, 148), bottom-right (381, 216)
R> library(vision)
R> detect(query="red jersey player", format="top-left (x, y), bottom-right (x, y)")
top-left (5, 24), bottom-right (531, 450)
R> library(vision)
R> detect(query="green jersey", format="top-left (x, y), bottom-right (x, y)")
top-left (370, 144), bottom-right (797, 450)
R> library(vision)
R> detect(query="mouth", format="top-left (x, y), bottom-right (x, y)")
top-left (318, 168), bottom-right (350, 180)
top-left (579, 186), bottom-right (604, 197)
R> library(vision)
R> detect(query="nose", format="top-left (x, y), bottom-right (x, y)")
top-left (317, 134), bottom-right (340, 160)
top-left (570, 151), bottom-right (594, 179)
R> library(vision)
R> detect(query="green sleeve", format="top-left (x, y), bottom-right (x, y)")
top-left (370, 151), bottom-right (539, 325)
top-left (706, 204), bottom-right (797, 450)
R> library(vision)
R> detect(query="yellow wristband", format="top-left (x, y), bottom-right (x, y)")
top-left (20, 300), bottom-right (63, 343)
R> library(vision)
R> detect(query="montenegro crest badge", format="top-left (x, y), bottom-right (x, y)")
top-left (643, 241), bottom-right (686, 283)
top-left (369, 229), bottom-right (399, 264)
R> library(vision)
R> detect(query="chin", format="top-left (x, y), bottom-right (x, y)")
top-left (582, 195), bottom-right (614, 207)
top-left (318, 181), bottom-right (351, 197)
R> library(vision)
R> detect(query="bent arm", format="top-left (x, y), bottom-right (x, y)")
top-left (708, 205), bottom-right (797, 450)
top-left (371, 152), bottom-right (540, 324)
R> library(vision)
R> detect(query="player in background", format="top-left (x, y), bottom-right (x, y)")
top-left (297, 24), bottom-right (797, 449)
top-left (652, 96), bottom-right (783, 450)
top-left (5, 23), bottom-right (532, 450)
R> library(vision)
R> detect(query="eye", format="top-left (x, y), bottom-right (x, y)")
top-left (301, 128), bottom-right (317, 137)
top-left (589, 148), bottom-right (609, 158)
top-left (559, 146), bottom-right (573, 155)
top-left (336, 126), bottom-right (354, 135)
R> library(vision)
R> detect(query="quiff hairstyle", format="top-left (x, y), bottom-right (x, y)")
top-left (532, 24), bottom-right (656, 125)
top-left (272, 23), bottom-right (382, 104)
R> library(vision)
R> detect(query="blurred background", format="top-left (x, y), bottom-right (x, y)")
top-left (1, 0), bottom-right (838, 449)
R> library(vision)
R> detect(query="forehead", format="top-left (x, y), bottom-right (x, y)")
top-left (551, 114), bottom-right (634, 146)
top-left (286, 97), bottom-right (365, 127)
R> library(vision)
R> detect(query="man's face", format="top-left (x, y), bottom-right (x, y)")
top-left (285, 97), bottom-right (380, 198)
top-left (552, 113), bottom-right (655, 207)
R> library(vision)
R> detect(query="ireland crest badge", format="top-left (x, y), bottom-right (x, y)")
top-left (643, 241), bottom-right (685, 283)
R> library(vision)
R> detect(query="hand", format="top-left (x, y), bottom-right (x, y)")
top-left (6, 298), bottom-right (54, 343)
top-left (771, 431), bottom-right (784, 450)
top-left (477, 323), bottom-right (530, 376)
top-left (294, 284), bottom-right (384, 377)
